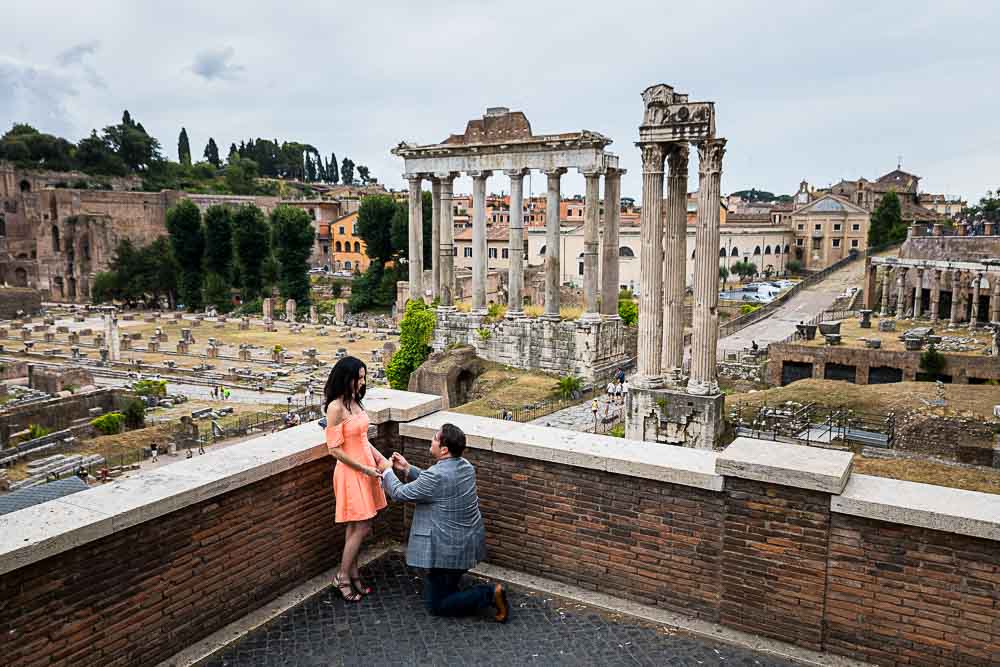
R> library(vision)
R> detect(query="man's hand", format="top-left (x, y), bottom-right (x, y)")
top-left (376, 458), bottom-right (392, 474)
top-left (391, 452), bottom-right (410, 474)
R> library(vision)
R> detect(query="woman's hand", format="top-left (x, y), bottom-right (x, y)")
top-left (362, 466), bottom-right (381, 478)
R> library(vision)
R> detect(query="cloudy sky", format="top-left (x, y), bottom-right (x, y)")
top-left (5, 1), bottom-right (999, 203)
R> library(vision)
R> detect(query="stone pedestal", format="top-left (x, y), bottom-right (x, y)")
top-left (859, 310), bottom-right (872, 328)
top-left (309, 306), bottom-right (318, 325)
top-left (239, 317), bottom-right (250, 331)
top-left (68, 332), bottom-right (79, 345)
top-left (335, 302), bottom-right (347, 322)
top-left (625, 385), bottom-right (725, 450)
top-left (264, 319), bottom-right (276, 332)
top-left (238, 346), bottom-right (252, 362)
top-left (44, 332), bottom-right (55, 343)
top-left (262, 298), bottom-right (274, 320)
top-left (207, 345), bottom-right (219, 359)
top-left (120, 336), bottom-right (131, 351)
top-left (285, 299), bottom-right (296, 322)
top-left (147, 341), bottom-right (159, 353)
top-left (177, 341), bottom-right (189, 354)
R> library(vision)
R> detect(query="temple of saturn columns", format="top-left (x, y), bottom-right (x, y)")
top-left (624, 84), bottom-right (727, 449)
top-left (391, 108), bottom-right (630, 382)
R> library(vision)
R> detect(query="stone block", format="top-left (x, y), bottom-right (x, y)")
top-left (716, 437), bottom-right (853, 494)
top-left (878, 319), bottom-right (896, 332)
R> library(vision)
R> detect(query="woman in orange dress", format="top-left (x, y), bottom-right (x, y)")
top-left (324, 356), bottom-right (388, 602)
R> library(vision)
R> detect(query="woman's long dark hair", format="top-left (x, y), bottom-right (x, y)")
top-left (324, 356), bottom-right (367, 413)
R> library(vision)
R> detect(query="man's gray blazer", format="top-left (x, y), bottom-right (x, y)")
top-left (381, 457), bottom-right (487, 571)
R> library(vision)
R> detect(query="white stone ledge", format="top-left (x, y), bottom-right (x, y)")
top-left (398, 411), bottom-right (723, 491)
top-left (0, 388), bottom-right (438, 578)
top-left (832, 474), bottom-right (1000, 542)
top-left (716, 437), bottom-right (854, 494)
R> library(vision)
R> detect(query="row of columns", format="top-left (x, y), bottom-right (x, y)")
top-left (405, 167), bottom-right (624, 319)
top-left (634, 138), bottom-right (727, 395)
top-left (875, 265), bottom-right (1000, 325)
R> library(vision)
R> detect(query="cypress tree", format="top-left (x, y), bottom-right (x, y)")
top-left (177, 127), bottom-right (192, 167)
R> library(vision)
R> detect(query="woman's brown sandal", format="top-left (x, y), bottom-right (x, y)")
top-left (334, 574), bottom-right (362, 602)
top-left (351, 575), bottom-right (372, 596)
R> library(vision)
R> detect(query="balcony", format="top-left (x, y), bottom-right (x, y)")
top-left (1, 389), bottom-right (998, 667)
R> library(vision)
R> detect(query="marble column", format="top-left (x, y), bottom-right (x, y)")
top-left (470, 170), bottom-right (491, 312)
top-left (972, 272), bottom-right (983, 326)
top-left (895, 267), bottom-right (908, 318)
top-left (880, 266), bottom-right (891, 316)
top-left (430, 177), bottom-right (442, 301)
top-left (600, 168), bottom-right (624, 317)
top-left (688, 138), bottom-right (726, 396)
top-left (406, 175), bottom-right (424, 302)
top-left (634, 144), bottom-right (666, 387)
top-left (581, 169), bottom-right (602, 321)
top-left (990, 276), bottom-right (1000, 323)
top-left (662, 145), bottom-right (689, 383)
top-left (543, 168), bottom-right (566, 319)
top-left (505, 169), bottom-right (528, 318)
top-left (949, 270), bottom-right (961, 326)
top-left (929, 269), bottom-right (940, 321)
top-left (913, 267), bottom-right (924, 318)
top-left (436, 172), bottom-right (457, 309)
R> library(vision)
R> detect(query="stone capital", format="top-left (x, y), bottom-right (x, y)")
top-left (696, 138), bottom-right (727, 176)
top-left (541, 167), bottom-right (567, 178)
top-left (605, 167), bottom-right (627, 178)
top-left (580, 167), bottom-right (605, 178)
top-left (403, 173), bottom-right (426, 184)
top-left (637, 142), bottom-right (666, 173)
top-left (433, 171), bottom-right (459, 185)
top-left (667, 144), bottom-right (690, 174)
top-left (467, 170), bottom-right (493, 180)
top-left (503, 168), bottom-right (529, 179)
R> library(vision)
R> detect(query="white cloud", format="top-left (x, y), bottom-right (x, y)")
top-left (190, 47), bottom-right (245, 81)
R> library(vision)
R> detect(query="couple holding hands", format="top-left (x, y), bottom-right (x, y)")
top-left (322, 356), bottom-right (509, 623)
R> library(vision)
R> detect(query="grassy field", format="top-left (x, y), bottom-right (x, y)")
top-left (853, 455), bottom-right (1000, 495)
top-left (450, 366), bottom-right (563, 418)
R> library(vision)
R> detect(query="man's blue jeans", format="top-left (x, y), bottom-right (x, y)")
top-left (424, 568), bottom-right (494, 617)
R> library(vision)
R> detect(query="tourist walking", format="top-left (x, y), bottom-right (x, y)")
top-left (150, 443), bottom-right (158, 463)
top-left (380, 424), bottom-right (508, 622)
top-left (324, 356), bottom-right (388, 603)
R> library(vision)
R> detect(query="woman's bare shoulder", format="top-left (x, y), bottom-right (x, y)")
top-left (326, 399), bottom-right (346, 425)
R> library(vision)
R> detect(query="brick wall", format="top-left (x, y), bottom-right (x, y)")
top-left (0, 432), bottom-right (403, 667)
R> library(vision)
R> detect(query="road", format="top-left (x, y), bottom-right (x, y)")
top-left (94, 375), bottom-right (313, 406)
top-left (717, 257), bottom-right (866, 355)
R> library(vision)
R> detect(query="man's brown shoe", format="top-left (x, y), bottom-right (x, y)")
top-left (493, 584), bottom-right (509, 623)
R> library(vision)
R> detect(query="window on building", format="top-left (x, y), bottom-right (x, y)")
top-left (453, 247), bottom-right (458, 256)
top-left (51, 225), bottom-right (60, 253)
top-left (731, 247), bottom-right (739, 256)
top-left (753, 246), bottom-right (761, 255)
top-left (323, 245), bottom-right (329, 255)
top-left (619, 246), bottom-right (635, 257)
top-left (352, 223), bottom-right (358, 234)
top-left (579, 262), bottom-right (584, 275)
top-left (354, 241), bottom-right (360, 253)
top-left (833, 223), bottom-right (842, 231)
top-left (464, 247), bottom-right (472, 257)
top-left (852, 223), bottom-right (860, 231)
top-left (812, 238), bottom-right (822, 249)
top-left (796, 239), bottom-right (804, 247)
top-left (335, 241), bottom-right (342, 252)
top-left (719, 247), bottom-right (726, 257)
top-left (851, 239), bottom-right (860, 248)
top-left (814, 223), bottom-right (821, 231)
top-left (784, 244), bottom-right (790, 253)
top-left (832, 239), bottom-right (841, 248)
top-left (488, 247), bottom-right (497, 259)
top-left (339, 226), bottom-right (345, 235)
top-left (797, 224), bottom-right (804, 230)
top-left (501, 248), bottom-right (509, 259)
top-left (539, 245), bottom-right (546, 256)
top-left (764, 245), bottom-right (772, 255)
top-left (345, 261), bottom-right (352, 269)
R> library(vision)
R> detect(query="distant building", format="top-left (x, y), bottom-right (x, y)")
top-left (790, 194), bottom-right (869, 270)
top-left (323, 211), bottom-right (369, 274)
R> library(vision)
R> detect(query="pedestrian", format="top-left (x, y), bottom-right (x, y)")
top-left (198, 443), bottom-right (205, 455)
top-left (224, 388), bottom-right (230, 401)
top-left (150, 443), bottom-right (158, 463)
top-left (616, 367), bottom-right (625, 384)
top-left (186, 448), bottom-right (193, 459)
top-left (622, 379), bottom-right (630, 404)
top-left (606, 379), bottom-right (615, 401)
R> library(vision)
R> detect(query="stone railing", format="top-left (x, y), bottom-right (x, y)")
top-left (2, 388), bottom-right (999, 667)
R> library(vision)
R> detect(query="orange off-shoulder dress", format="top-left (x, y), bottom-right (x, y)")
top-left (326, 410), bottom-right (388, 523)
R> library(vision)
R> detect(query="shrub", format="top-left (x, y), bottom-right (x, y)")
top-left (608, 424), bottom-right (625, 438)
top-left (618, 299), bottom-right (638, 326)
top-left (919, 345), bottom-right (946, 377)
top-left (123, 399), bottom-right (146, 429)
top-left (133, 379), bottom-right (167, 398)
top-left (486, 302), bottom-right (507, 322)
top-left (618, 288), bottom-right (634, 301)
top-left (387, 300), bottom-right (436, 390)
top-left (559, 306), bottom-right (583, 320)
top-left (556, 375), bottom-right (583, 399)
top-left (331, 282), bottom-right (343, 298)
top-left (316, 299), bottom-right (339, 315)
top-left (523, 304), bottom-right (544, 318)
top-left (27, 424), bottom-right (51, 440)
top-left (455, 301), bottom-right (471, 313)
top-left (786, 259), bottom-right (804, 274)
top-left (91, 412), bottom-right (125, 435)
top-left (238, 297), bottom-right (263, 315)
top-left (739, 303), bottom-right (762, 315)
top-left (477, 327), bottom-right (492, 341)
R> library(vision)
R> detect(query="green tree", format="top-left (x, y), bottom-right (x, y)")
top-left (340, 157), bottom-right (355, 185)
top-left (357, 165), bottom-right (370, 184)
top-left (328, 153), bottom-right (339, 184)
top-left (178, 127), bottom-right (192, 167)
top-left (868, 190), bottom-right (906, 247)
top-left (270, 205), bottom-right (315, 304)
top-left (719, 265), bottom-right (730, 288)
top-left (102, 110), bottom-right (162, 172)
top-left (203, 137), bottom-right (221, 168)
top-left (233, 204), bottom-right (271, 299)
top-left (386, 300), bottom-right (436, 389)
top-left (786, 259), bottom-right (804, 274)
top-left (123, 399), bottom-right (146, 430)
top-left (356, 194), bottom-right (398, 265)
top-left (76, 130), bottom-right (127, 175)
top-left (732, 259), bottom-right (758, 281)
top-left (166, 200), bottom-right (205, 310)
top-left (618, 298), bottom-right (638, 326)
top-left (919, 344), bottom-right (946, 377)
top-left (203, 205), bottom-right (234, 278)
top-left (203, 272), bottom-right (233, 313)
top-left (223, 156), bottom-right (259, 195)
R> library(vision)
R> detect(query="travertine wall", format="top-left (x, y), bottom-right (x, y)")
top-left (902, 236), bottom-right (1000, 262)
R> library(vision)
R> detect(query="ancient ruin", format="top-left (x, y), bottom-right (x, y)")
top-left (625, 84), bottom-right (727, 449)
top-left (392, 107), bottom-right (629, 382)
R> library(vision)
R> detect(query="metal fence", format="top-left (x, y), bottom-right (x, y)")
top-left (730, 400), bottom-right (896, 450)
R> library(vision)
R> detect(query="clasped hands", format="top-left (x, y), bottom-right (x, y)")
top-left (374, 452), bottom-right (409, 475)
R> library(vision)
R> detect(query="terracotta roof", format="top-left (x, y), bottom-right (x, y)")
top-left (454, 223), bottom-right (511, 242)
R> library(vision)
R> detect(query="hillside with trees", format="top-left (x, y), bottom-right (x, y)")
top-left (729, 188), bottom-right (793, 203)
top-left (0, 112), bottom-right (374, 197)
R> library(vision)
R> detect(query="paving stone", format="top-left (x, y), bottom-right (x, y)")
top-left (198, 553), bottom-right (796, 667)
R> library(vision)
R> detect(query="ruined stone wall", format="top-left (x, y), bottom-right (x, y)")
top-left (0, 388), bottom-right (118, 446)
top-left (894, 412), bottom-right (999, 465)
top-left (767, 342), bottom-right (1000, 385)
top-left (433, 311), bottom-right (633, 383)
top-left (901, 236), bottom-right (1000, 262)
top-left (0, 287), bottom-right (42, 318)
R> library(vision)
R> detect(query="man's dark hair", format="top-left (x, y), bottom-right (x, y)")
top-left (439, 423), bottom-right (466, 458)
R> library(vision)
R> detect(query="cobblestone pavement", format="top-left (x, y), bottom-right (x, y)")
top-left (199, 553), bottom-right (799, 667)
top-left (529, 394), bottom-right (625, 433)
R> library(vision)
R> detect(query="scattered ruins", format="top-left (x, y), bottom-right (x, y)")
top-left (624, 84), bottom-right (727, 449)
